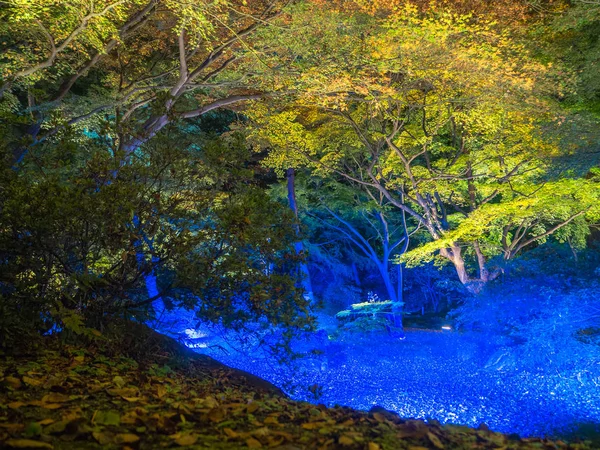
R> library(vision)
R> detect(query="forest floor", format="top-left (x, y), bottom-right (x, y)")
top-left (0, 326), bottom-right (597, 450)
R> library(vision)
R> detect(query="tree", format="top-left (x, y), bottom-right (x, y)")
top-left (534, 0), bottom-right (600, 117)
top-left (304, 179), bottom-right (420, 334)
top-left (0, 0), bottom-right (296, 165)
top-left (247, 2), bottom-right (599, 293)
top-left (0, 128), bottom-right (314, 349)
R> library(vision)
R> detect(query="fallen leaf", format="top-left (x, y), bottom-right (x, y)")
top-left (372, 412), bottom-right (386, 423)
top-left (267, 436), bottom-right (285, 447)
top-left (203, 396), bottom-right (218, 408)
top-left (272, 431), bottom-right (293, 441)
top-left (173, 434), bottom-right (198, 446)
top-left (339, 435), bottom-right (354, 446)
top-left (208, 407), bottom-right (225, 423)
top-left (92, 432), bottom-right (113, 445)
top-left (246, 437), bottom-right (262, 448)
top-left (93, 410), bottom-right (121, 426)
top-left (252, 427), bottom-right (270, 438)
top-left (24, 422), bottom-right (42, 437)
top-left (112, 376), bottom-right (126, 388)
top-left (114, 433), bottom-right (140, 445)
top-left (223, 428), bottom-right (239, 438)
top-left (22, 376), bottom-right (42, 387)
top-left (43, 420), bottom-right (69, 435)
top-left (263, 416), bottom-right (278, 425)
top-left (106, 387), bottom-right (138, 397)
top-left (8, 401), bottom-right (25, 409)
top-left (41, 393), bottom-right (70, 403)
top-left (368, 443), bottom-right (381, 450)
top-left (156, 385), bottom-right (167, 398)
top-left (301, 422), bottom-right (323, 430)
top-left (40, 403), bottom-right (63, 410)
top-left (246, 402), bottom-right (259, 413)
top-left (427, 432), bottom-right (444, 449)
top-left (5, 439), bottom-right (53, 449)
top-left (120, 411), bottom-right (140, 425)
top-left (4, 376), bottom-right (22, 389)
top-left (37, 419), bottom-right (54, 426)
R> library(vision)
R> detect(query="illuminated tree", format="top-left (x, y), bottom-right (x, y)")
top-left (248, 3), bottom-right (600, 293)
top-left (0, 0), bottom-right (295, 164)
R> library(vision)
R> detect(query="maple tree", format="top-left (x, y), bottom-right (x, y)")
top-left (248, 2), bottom-right (600, 293)
top-left (1, 0), bottom-right (296, 165)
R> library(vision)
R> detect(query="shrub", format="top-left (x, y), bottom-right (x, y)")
top-left (0, 134), bottom-right (314, 349)
top-left (336, 300), bottom-right (395, 333)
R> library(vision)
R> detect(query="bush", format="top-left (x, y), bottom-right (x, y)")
top-left (0, 134), bottom-right (314, 349)
top-left (336, 300), bottom-right (395, 333)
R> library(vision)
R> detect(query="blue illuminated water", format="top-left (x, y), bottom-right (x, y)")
top-left (155, 312), bottom-right (600, 439)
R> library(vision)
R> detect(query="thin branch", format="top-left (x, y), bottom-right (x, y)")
top-left (510, 210), bottom-right (588, 256)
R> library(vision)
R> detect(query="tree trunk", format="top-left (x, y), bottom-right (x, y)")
top-left (377, 259), bottom-right (404, 337)
top-left (286, 168), bottom-right (314, 303)
top-left (132, 215), bottom-right (165, 319)
top-left (397, 263), bottom-right (403, 304)
top-left (439, 244), bottom-right (487, 295)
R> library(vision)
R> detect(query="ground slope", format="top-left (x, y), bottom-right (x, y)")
top-left (0, 329), bottom-right (595, 450)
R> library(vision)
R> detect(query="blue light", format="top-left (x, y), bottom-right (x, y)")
top-left (172, 326), bottom-right (600, 439)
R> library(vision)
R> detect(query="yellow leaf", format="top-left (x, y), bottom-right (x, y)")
top-left (106, 388), bottom-right (138, 397)
top-left (208, 407), bottom-right (226, 423)
top-left (246, 437), bottom-right (262, 448)
top-left (339, 435), bottom-right (354, 446)
top-left (41, 393), bottom-right (70, 403)
top-left (112, 376), bottom-right (126, 388)
top-left (3, 376), bottom-right (22, 389)
top-left (223, 428), bottom-right (238, 438)
top-left (92, 432), bottom-right (113, 445)
top-left (203, 396), bottom-right (218, 408)
top-left (301, 422), bottom-right (322, 430)
top-left (22, 376), bottom-right (42, 387)
top-left (40, 403), bottom-right (63, 410)
top-left (5, 439), bottom-right (53, 449)
top-left (114, 433), bottom-right (140, 445)
top-left (173, 434), bottom-right (198, 446)
top-left (156, 385), bottom-right (167, 398)
top-left (37, 419), bottom-right (54, 426)
top-left (8, 401), bottom-right (25, 409)
top-left (372, 412), bottom-right (386, 422)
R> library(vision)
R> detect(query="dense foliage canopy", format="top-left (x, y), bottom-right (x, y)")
top-left (0, 0), bottom-right (598, 348)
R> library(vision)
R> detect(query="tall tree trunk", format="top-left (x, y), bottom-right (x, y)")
top-left (397, 262), bottom-right (403, 304)
top-left (132, 215), bottom-right (165, 320)
top-left (286, 168), bottom-right (314, 303)
top-left (377, 256), bottom-right (404, 338)
top-left (377, 261), bottom-right (398, 303)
